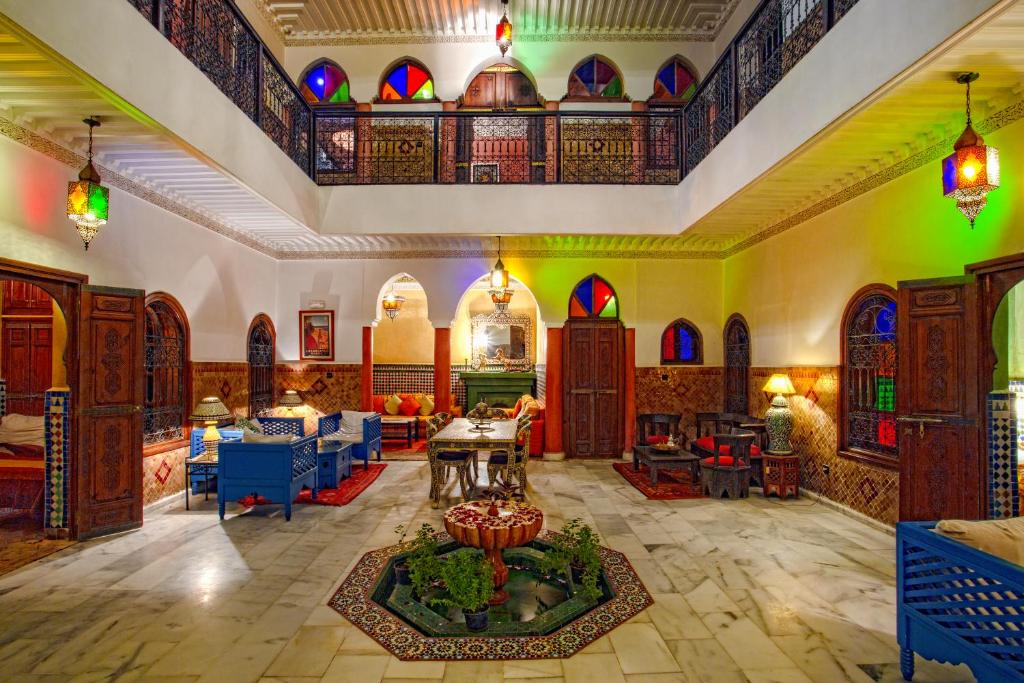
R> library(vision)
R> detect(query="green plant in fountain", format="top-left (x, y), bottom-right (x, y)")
top-left (539, 518), bottom-right (603, 601)
top-left (430, 548), bottom-right (494, 614)
top-left (405, 523), bottom-right (442, 597)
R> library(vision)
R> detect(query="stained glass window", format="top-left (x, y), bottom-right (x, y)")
top-left (661, 319), bottom-right (703, 365)
top-left (569, 275), bottom-right (618, 319)
top-left (843, 290), bottom-right (898, 460)
top-left (300, 60), bottom-right (351, 105)
top-left (144, 296), bottom-right (188, 447)
top-left (567, 56), bottom-right (624, 99)
top-left (379, 60), bottom-right (435, 101)
top-left (652, 57), bottom-right (698, 102)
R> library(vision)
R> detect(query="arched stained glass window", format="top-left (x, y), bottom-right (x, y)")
top-left (144, 294), bottom-right (189, 447)
top-left (653, 56), bottom-right (698, 102)
top-left (841, 286), bottom-right (898, 464)
top-left (661, 319), bottom-right (703, 365)
top-left (567, 55), bottom-right (624, 99)
top-left (569, 274), bottom-right (618, 319)
top-left (300, 60), bottom-right (351, 105)
top-left (379, 59), bottom-right (435, 101)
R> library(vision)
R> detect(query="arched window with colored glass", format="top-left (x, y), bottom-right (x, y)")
top-left (840, 285), bottom-right (898, 467)
top-left (568, 274), bottom-right (618, 319)
top-left (566, 55), bottom-right (625, 100)
top-left (299, 60), bottom-right (352, 105)
top-left (660, 319), bottom-right (703, 365)
top-left (378, 59), bottom-right (436, 102)
top-left (651, 56), bottom-right (698, 103)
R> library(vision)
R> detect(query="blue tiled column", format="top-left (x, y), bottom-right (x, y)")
top-left (0, 378), bottom-right (6, 417)
top-left (44, 389), bottom-right (71, 531)
top-left (987, 391), bottom-right (1020, 519)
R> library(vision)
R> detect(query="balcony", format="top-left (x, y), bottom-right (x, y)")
top-left (126, 0), bottom-right (862, 186)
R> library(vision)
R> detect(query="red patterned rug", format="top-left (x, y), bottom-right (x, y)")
top-left (295, 464), bottom-right (388, 506)
top-left (612, 462), bottom-right (705, 500)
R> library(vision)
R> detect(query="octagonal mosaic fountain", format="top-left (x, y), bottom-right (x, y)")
top-left (328, 501), bottom-right (653, 660)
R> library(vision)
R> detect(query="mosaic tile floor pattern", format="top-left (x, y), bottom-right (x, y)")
top-left (0, 461), bottom-right (974, 682)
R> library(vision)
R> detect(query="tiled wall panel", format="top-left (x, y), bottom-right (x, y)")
top-left (635, 366), bottom-right (724, 441)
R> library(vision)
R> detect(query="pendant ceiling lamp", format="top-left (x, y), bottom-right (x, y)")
top-left (381, 286), bottom-right (405, 320)
top-left (66, 117), bottom-right (109, 250)
top-left (941, 73), bottom-right (1000, 228)
top-left (489, 236), bottom-right (514, 313)
top-left (496, 0), bottom-right (512, 56)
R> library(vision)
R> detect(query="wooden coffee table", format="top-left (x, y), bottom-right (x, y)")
top-left (381, 416), bottom-right (418, 447)
top-left (634, 445), bottom-right (700, 486)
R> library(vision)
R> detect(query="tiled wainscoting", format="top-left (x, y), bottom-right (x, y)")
top-left (276, 363), bottom-right (361, 415)
top-left (142, 446), bottom-right (187, 506)
top-left (372, 364), bottom-right (475, 409)
top-left (635, 366), bottom-right (725, 441)
top-left (535, 364), bottom-right (546, 401)
top-left (191, 362), bottom-right (249, 416)
top-left (748, 367), bottom-right (899, 525)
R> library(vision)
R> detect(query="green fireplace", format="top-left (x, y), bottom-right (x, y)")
top-left (460, 371), bottom-right (536, 409)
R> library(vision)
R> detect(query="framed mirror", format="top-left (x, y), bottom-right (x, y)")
top-left (471, 312), bottom-right (532, 366)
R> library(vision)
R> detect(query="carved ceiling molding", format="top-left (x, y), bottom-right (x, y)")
top-left (722, 96), bottom-right (1024, 258)
top-left (274, 246), bottom-right (723, 260)
top-left (280, 30), bottom-right (719, 46)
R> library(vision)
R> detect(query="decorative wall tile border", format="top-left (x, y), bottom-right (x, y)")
top-left (0, 378), bottom-right (5, 417)
top-left (43, 389), bottom-right (70, 531)
top-left (989, 391), bottom-right (1021, 519)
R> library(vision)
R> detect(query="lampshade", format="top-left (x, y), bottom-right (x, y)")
top-left (189, 396), bottom-right (231, 424)
top-left (278, 390), bottom-right (303, 407)
top-left (763, 374), bottom-right (796, 396)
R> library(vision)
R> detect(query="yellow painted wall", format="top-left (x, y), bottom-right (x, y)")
top-left (372, 286), bottom-right (434, 364)
top-left (723, 116), bottom-right (1024, 367)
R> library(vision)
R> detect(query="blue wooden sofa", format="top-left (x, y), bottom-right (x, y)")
top-left (897, 521), bottom-right (1024, 682)
top-left (318, 411), bottom-right (381, 470)
top-left (187, 417), bottom-right (304, 495)
top-left (218, 434), bottom-right (318, 521)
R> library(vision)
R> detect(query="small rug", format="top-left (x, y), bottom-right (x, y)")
top-left (382, 438), bottom-right (428, 461)
top-left (613, 462), bottom-right (705, 500)
top-left (295, 463), bottom-right (387, 506)
top-left (0, 519), bottom-right (75, 576)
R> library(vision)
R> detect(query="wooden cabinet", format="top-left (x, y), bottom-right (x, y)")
top-left (463, 68), bottom-right (539, 110)
top-left (563, 320), bottom-right (623, 458)
top-left (2, 280), bottom-right (53, 316)
top-left (1, 320), bottom-right (52, 415)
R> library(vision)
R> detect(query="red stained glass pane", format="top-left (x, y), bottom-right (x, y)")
top-left (878, 414), bottom-right (897, 448)
top-left (569, 295), bottom-right (588, 319)
top-left (594, 278), bottom-right (613, 315)
top-left (662, 328), bottom-right (674, 361)
top-left (406, 64), bottom-right (429, 96)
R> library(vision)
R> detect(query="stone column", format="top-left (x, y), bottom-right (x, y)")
top-left (361, 326), bottom-right (373, 411)
top-left (544, 327), bottom-right (564, 460)
top-left (434, 328), bottom-right (452, 413)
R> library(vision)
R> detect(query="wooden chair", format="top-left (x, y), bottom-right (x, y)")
top-left (693, 413), bottom-right (766, 487)
top-left (699, 432), bottom-right (754, 499)
top-left (427, 414), bottom-right (476, 494)
top-left (487, 421), bottom-right (531, 489)
top-left (633, 413), bottom-right (682, 471)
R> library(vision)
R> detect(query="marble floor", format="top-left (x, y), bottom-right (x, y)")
top-left (0, 460), bottom-right (975, 682)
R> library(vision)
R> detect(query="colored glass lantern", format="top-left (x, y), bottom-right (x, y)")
top-left (66, 117), bottom-right (109, 250)
top-left (382, 288), bottom-right (405, 320)
top-left (942, 73), bottom-right (1000, 228)
top-left (496, 0), bottom-right (512, 56)
top-left (379, 60), bottom-right (434, 101)
top-left (488, 236), bottom-right (514, 313)
top-left (300, 61), bottom-right (351, 105)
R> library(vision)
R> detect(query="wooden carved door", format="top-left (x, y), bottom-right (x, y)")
top-left (1, 320), bottom-right (52, 415)
top-left (896, 276), bottom-right (982, 521)
top-left (564, 319), bottom-right (623, 458)
top-left (77, 285), bottom-right (144, 539)
top-left (724, 315), bottom-right (750, 414)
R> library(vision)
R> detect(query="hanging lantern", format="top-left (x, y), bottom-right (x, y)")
top-left (488, 236), bottom-right (514, 312)
top-left (381, 288), bottom-right (405, 320)
top-left (66, 117), bottom-right (109, 250)
top-left (941, 73), bottom-right (1000, 228)
top-left (495, 0), bottom-right (512, 56)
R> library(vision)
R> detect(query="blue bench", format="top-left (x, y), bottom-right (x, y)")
top-left (187, 428), bottom-right (242, 507)
top-left (218, 434), bottom-right (318, 521)
top-left (318, 411), bottom-right (381, 471)
top-left (897, 521), bottom-right (1024, 682)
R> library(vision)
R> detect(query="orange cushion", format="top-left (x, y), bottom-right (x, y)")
top-left (646, 435), bottom-right (669, 445)
top-left (372, 395), bottom-right (386, 414)
top-left (694, 436), bottom-right (761, 456)
top-left (398, 393), bottom-right (415, 400)
top-left (701, 456), bottom-right (736, 467)
top-left (513, 399), bottom-right (523, 417)
top-left (398, 396), bottom-right (421, 416)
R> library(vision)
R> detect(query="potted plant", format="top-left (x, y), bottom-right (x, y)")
top-left (431, 549), bottom-right (494, 631)
top-left (540, 518), bottom-right (603, 602)
top-left (393, 523), bottom-right (440, 590)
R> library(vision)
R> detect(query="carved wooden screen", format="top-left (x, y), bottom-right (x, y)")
top-left (842, 288), bottom-right (898, 463)
top-left (724, 315), bottom-right (750, 414)
top-left (143, 298), bottom-right (187, 446)
top-left (248, 317), bottom-right (275, 417)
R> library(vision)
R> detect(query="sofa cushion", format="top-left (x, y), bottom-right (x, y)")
top-left (234, 416), bottom-right (263, 434)
top-left (701, 455), bottom-right (737, 467)
top-left (398, 395), bottom-right (421, 417)
top-left (521, 397), bottom-right (542, 417)
top-left (935, 517), bottom-right (1024, 566)
top-left (646, 435), bottom-right (669, 445)
top-left (417, 393), bottom-right (435, 416)
top-left (694, 435), bottom-right (761, 456)
top-left (241, 431), bottom-right (293, 444)
top-left (372, 395), bottom-right (386, 414)
top-left (384, 394), bottom-right (402, 416)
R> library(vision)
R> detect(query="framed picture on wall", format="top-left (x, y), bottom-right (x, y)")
top-left (299, 310), bottom-right (334, 361)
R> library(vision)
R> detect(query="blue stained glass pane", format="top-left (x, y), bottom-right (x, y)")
top-left (575, 277), bottom-right (594, 315)
top-left (306, 65), bottom-right (327, 100)
top-left (657, 62), bottom-right (674, 92)
top-left (876, 301), bottom-right (896, 342)
top-left (676, 327), bottom-right (694, 361)
top-left (387, 65), bottom-right (408, 98)
top-left (575, 59), bottom-right (596, 93)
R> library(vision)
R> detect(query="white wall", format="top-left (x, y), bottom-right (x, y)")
top-left (0, 136), bottom-right (278, 362)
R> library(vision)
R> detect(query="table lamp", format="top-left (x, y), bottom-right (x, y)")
top-left (190, 396), bottom-right (232, 460)
top-left (278, 389), bottom-right (303, 415)
top-left (763, 373), bottom-right (797, 454)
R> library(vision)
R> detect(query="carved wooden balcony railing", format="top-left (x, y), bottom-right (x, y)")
top-left (128, 0), bottom-right (859, 184)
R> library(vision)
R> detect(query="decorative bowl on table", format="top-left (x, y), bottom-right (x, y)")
top-left (468, 417), bottom-right (494, 432)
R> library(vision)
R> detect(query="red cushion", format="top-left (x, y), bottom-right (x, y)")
top-left (398, 396), bottom-right (421, 416)
top-left (646, 435), bottom-right (669, 445)
top-left (372, 395), bottom-right (386, 413)
top-left (694, 435), bottom-right (761, 456)
top-left (513, 399), bottom-right (523, 417)
top-left (701, 456), bottom-right (736, 467)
